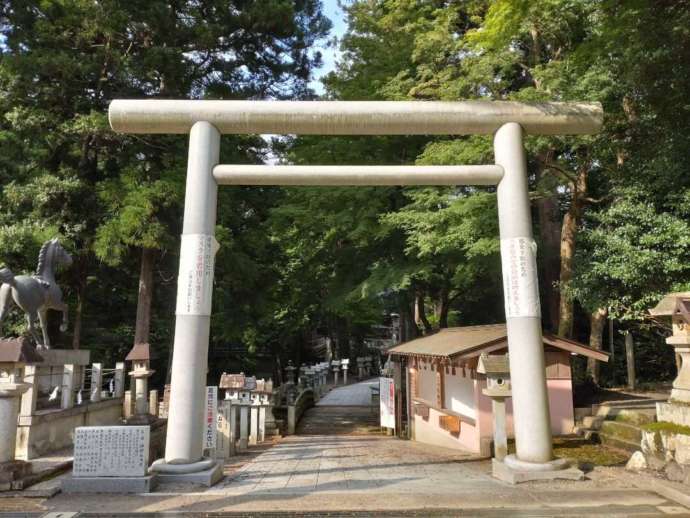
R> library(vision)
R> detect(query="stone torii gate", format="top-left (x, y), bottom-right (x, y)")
top-left (109, 100), bottom-right (602, 483)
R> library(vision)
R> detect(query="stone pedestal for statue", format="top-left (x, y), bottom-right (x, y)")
top-left (0, 338), bottom-right (42, 490)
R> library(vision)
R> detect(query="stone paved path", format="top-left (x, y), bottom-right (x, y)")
top-left (317, 378), bottom-right (378, 406)
top-left (36, 434), bottom-right (689, 515)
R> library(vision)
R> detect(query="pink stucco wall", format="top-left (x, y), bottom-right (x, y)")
top-left (408, 355), bottom-right (575, 455)
top-left (475, 377), bottom-right (574, 444)
top-left (411, 365), bottom-right (481, 453)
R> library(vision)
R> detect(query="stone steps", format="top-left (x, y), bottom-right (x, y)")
top-left (297, 405), bottom-right (382, 436)
top-left (599, 420), bottom-right (644, 444)
top-left (597, 420), bottom-right (644, 453)
top-left (598, 433), bottom-right (645, 454)
top-left (576, 404), bottom-right (656, 454)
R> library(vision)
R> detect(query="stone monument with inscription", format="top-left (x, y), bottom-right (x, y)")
top-left (62, 426), bottom-right (156, 493)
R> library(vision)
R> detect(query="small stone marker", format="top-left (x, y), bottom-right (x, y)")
top-left (73, 426), bottom-right (149, 477)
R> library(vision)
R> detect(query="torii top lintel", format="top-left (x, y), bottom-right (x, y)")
top-left (108, 100), bottom-right (602, 136)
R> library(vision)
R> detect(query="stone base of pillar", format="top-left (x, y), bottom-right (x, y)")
top-left (150, 464), bottom-right (222, 487)
top-left (0, 460), bottom-right (31, 492)
top-left (149, 457), bottom-right (223, 487)
top-left (492, 456), bottom-right (583, 484)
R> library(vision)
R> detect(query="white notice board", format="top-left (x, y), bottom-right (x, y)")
top-left (379, 377), bottom-right (395, 430)
top-left (203, 386), bottom-right (218, 450)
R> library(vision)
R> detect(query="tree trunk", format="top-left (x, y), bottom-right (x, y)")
top-left (535, 158), bottom-right (562, 332)
top-left (415, 291), bottom-right (433, 334)
top-left (587, 307), bottom-right (607, 384)
top-left (437, 286), bottom-right (450, 329)
top-left (71, 265), bottom-right (87, 350)
top-left (134, 247), bottom-right (155, 345)
top-left (557, 165), bottom-right (588, 338)
top-left (71, 284), bottom-right (83, 350)
top-left (400, 294), bottom-right (420, 341)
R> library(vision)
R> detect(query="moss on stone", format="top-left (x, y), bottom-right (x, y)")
top-left (507, 437), bottom-right (629, 467)
top-left (600, 420), bottom-right (642, 443)
top-left (643, 421), bottom-right (690, 436)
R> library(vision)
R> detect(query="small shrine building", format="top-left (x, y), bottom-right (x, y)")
top-left (388, 323), bottom-right (608, 455)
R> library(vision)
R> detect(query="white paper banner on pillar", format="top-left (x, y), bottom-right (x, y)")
top-left (176, 234), bottom-right (220, 316)
top-left (203, 386), bottom-right (218, 450)
top-left (500, 237), bottom-right (541, 318)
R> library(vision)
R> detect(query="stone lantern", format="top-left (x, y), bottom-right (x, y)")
top-left (282, 364), bottom-right (296, 404)
top-left (244, 376), bottom-right (257, 403)
top-left (651, 293), bottom-right (690, 426)
top-left (341, 359), bottom-right (350, 384)
top-left (363, 356), bottom-right (372, 377)
top-left (0, 338), bottom-right (42, 489)
top-left (125, 343), bottom-right (156, 424)
top-left (478, 353), bottom-right (511, 461)
top-left (319, 363), bottom-right (328, 386)
top-left (331, 360), bottom-right (341, 385)
top-left (298, 365), bottom-right (308, 388)
top-left (284, 361), bottom-right (296, 385)
top-left (219, 372), bottom-right (246, 400)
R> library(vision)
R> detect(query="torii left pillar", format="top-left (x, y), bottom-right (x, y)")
top-left (150, 122), bottom-right (223, 485)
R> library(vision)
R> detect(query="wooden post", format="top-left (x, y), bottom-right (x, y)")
top-left (625, 332), bottom-right (636, 390)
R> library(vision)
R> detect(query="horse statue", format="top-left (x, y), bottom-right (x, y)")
top-left (0, 238), bottom-right (72, 349)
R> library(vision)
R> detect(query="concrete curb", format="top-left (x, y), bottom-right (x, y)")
top-left (643, 477), bottom-right (690, 508)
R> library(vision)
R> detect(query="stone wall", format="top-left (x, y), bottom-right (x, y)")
top-left (15, 398), bottom-right (123, 460)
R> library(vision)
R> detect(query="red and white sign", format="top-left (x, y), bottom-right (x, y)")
top-left (379, 377), bottom-right (395, 430)
top-left (203, 386), bottom-right (218, 450)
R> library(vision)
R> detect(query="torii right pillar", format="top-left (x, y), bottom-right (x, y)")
top-left (493, 123), bottom-right (583, 483)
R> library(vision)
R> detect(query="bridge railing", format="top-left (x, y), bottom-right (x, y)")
top-left (287, 388), bottom-right (314, 435)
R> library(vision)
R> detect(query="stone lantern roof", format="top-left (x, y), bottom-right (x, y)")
top-left (649, 292), bottom-right (690, 321)
top-left (477, 353), bottom-right (509, 376)
top-left (0, 337), bottom-right (44, 364)
top-left (125, 342), bottom-right (154, 361)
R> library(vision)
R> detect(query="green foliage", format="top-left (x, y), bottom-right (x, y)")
top-left (1, 0), bottom-right (688, 387)
top-left (571, 188), bottom-right (690, 319)
top-left (0, 0), bottom-right (330, 365)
